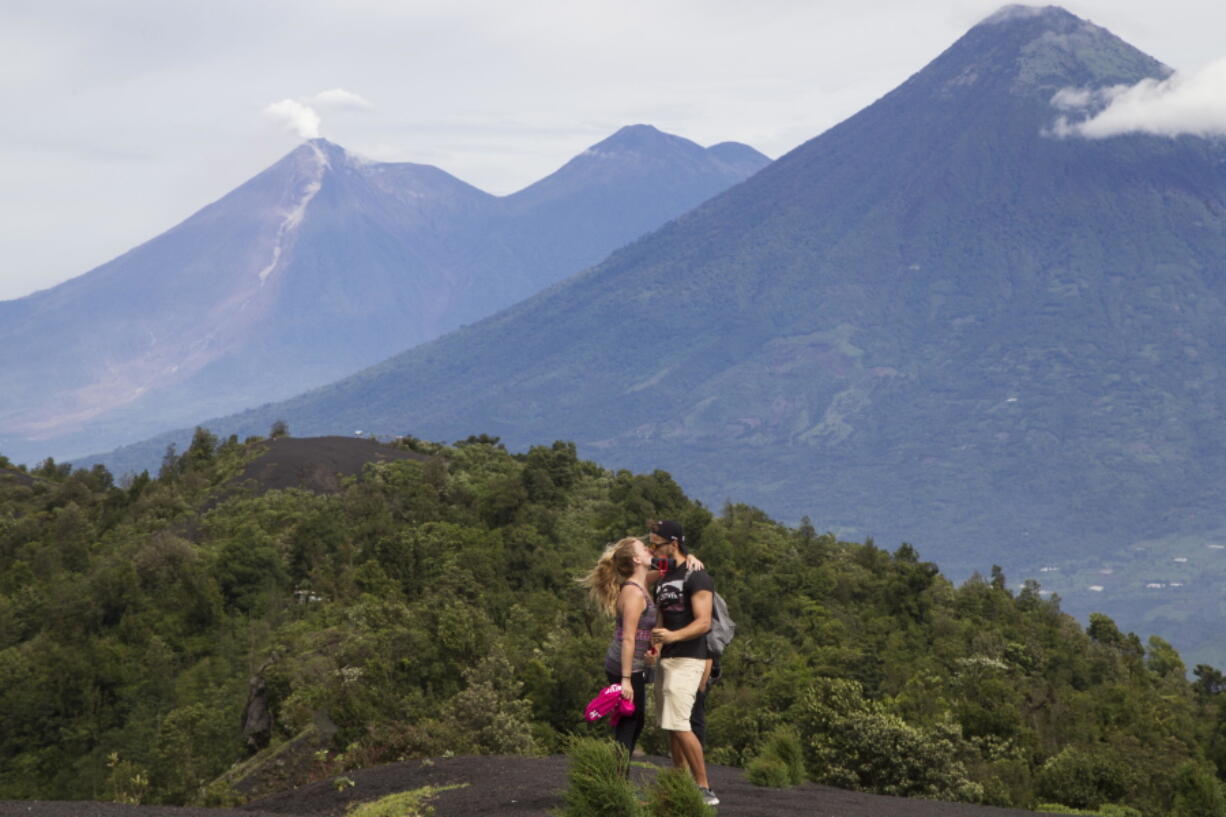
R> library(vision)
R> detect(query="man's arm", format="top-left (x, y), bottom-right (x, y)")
top-left (653, 589), bottom-right (713, 645)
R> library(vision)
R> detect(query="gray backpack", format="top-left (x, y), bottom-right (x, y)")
top-left (706, 590), bottom-right (736, 658)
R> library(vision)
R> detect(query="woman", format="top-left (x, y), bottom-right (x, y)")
top-left (580, 537), bottom-right (657, 756)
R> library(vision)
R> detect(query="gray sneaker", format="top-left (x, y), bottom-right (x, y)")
top-left (698, 786), bottom-right (720, 806)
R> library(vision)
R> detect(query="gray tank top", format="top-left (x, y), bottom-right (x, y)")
top-left (603, 581), bottom-right (657, 675)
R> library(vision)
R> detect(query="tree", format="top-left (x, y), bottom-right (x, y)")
top-left (1194, 665), bottom-right (1226, 698)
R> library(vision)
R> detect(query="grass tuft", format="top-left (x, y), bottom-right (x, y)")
top-left (345, 783), bottom-right (467, 817)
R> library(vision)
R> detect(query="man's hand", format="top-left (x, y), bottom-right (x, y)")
top-left (652, 627), bottom-right (677, 645)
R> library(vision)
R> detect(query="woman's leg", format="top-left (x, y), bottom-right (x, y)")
top-left (626, 672), bottom-right (647, 754)
top-left (607, 671), bottom-right (647, 756)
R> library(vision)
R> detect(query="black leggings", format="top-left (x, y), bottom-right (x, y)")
top-left (606, 670), bottom-right (647, 757)
top-left (691, 687), bottom-right (707, 748)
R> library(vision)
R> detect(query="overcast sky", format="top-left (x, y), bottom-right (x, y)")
top-left (3, 0), bottom-right (1224, 301)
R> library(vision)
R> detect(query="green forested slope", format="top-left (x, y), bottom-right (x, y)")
top-left (6, 434), bottom-right (1226, 815)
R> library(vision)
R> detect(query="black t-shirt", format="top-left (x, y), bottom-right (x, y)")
top-left (655, 565), bottom-right (715, 660)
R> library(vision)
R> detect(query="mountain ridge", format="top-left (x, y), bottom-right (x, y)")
top-left (84, 5), bottom-right (1226, 590)
top-left (0, 128), bottom-right (769, 464)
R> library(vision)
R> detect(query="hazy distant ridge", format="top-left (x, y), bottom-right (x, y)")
top-left (0, 126), bottom-right (768, 463)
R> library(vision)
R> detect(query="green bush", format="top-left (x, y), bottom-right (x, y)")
top-left (1036, 747), bottom-right (1129, 811)
top-left (746, 755), bottom-right (791, 788)
top-left (761, 727), bottom-right (805, 785)
top-left (978, 756), bottom-right (1033, 809)
top-left (1171, 762), bottom-right (1226, 817)
top-left (439, 649), bottom-right (540, 756)
top-left (795, 677), bottom-right (982, 802)
top-left (644, 766), bottom-right (712, 817)
top-left (554, 737), bottom-right (641, 817)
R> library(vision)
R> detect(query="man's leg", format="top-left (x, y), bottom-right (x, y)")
top-left (669, 730), bottom-right (686, 770)
top-left (658, 658), bottom-right (711, 788)
top-left (672, 729), bottom-right (708, 788)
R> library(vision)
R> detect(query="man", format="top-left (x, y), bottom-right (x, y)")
top-left (648, 519), bottom-right (719, 807)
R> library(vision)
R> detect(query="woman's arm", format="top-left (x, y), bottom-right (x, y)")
top-left (618, 585), bottom-right (645, 699)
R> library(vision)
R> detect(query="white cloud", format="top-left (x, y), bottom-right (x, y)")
top-left (1050, 87), bottom-right (1096, 111)
top-left (1051, 57), bottom-right (1226, 139)
top-left (262, 89), bottom-right (373, 141)
top-left (308, 88), bottom-right (375, 111)
top-left (263, 98), bottom-right (321, 139)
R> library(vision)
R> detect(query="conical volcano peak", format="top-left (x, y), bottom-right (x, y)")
top-left (909, 4), bottom-right (1168, 100)
top-left (281, 138), bottom-right (377, 180)
top-left (977, 4), bottom-right (1073, 27)
top-left (276, 139), bottom-right (334, 176)
top-left (303, 137), bottom-right (351, 166)
top-left (588, 124), bottom-right (701, 157)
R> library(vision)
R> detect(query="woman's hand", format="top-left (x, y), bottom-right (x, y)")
top-left (689, 555), bottom-right (705, 571)
top-left (620, 682), bottom-right (633, 700)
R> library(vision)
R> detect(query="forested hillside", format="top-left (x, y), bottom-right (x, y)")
top-left (4, 433), bottom-right (1226, 815)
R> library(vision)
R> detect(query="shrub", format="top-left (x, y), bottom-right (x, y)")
top-left (746, 726), bottom-right (806, 788)
top-left (104, 753), bottom-right (149, 805)
top-left (762, 726), bottom-right (805, 785)
top-left (1171, 762), bottom-right (1226, 817)
top-left (644, 766), bottom-right (712, 817)
top-left (978, 756), bottom-right (1033, 809)
top-left (554, 737), bottom-right (642, 817)
top-left (746, 755), bottom-right (791, 788)
top-left (1036, 746), bottom-right (1129, 810)
top-left (440, 649), bottom-right (540, 756)
top-left (795, 677), bottom-right (982, 802)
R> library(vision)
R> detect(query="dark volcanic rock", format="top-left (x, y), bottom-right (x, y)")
top-left (234, 436), bottom-right (430, 495)
top-left (244, 755), bottom-right (1065, 817)
top-left (0, 755), bottom-right (1082, 817)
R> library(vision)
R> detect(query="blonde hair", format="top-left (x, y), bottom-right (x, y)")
top-left (578, 537), bottom-right (643, 615)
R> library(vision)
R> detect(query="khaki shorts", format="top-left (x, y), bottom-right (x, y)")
top-left (655, 657), bottom-right (706, 732)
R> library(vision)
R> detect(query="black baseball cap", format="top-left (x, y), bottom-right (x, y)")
top-left (649, 520), bottom-right (685, 551)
